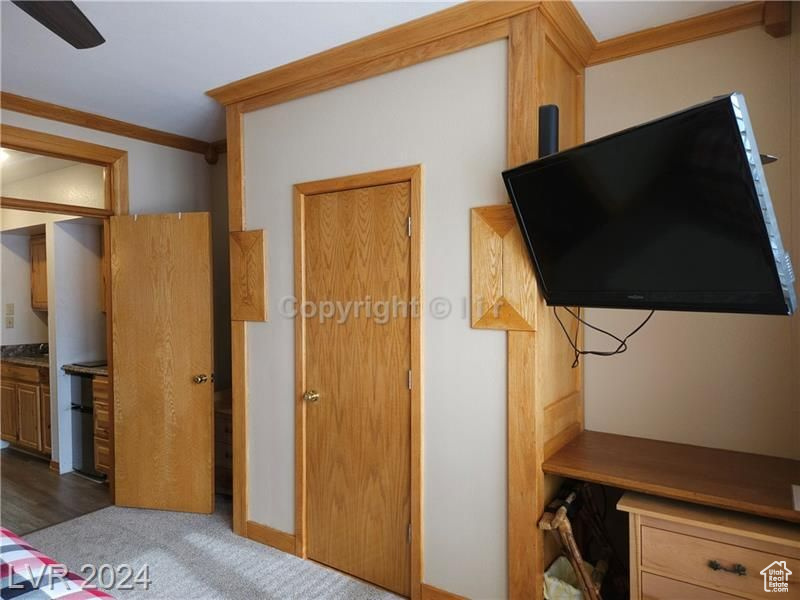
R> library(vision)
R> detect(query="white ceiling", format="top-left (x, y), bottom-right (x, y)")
top-left (1, 1), bottom-right (745, 143)
top-left (574, 1), bottom-right (740, 41)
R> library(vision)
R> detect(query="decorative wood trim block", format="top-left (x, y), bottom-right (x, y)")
top-left (420, 583), bottom-right (469, 600)
top-left (1, 92), bottom-right (211, 155)
top-left (589, 2), bottom-right (767, 65)
top-left (764, 1), bottom-right (792, 38)
top-left (230, 230), bottom-right (267, 322)
top-left (471, 205), bottom-right (536, 331)
top-left (246, 520), bottom-right (297, 555)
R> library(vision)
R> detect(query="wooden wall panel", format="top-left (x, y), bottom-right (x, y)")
top-left (227, 103), bottom-right (249, 536)
top-left (471, 205), bottom-right (536, 331)
top-left (230, 230), bottom-right (267, 322)
top-left (506, 10), bottom-right (544, 600)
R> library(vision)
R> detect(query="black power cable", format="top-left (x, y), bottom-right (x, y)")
top-left (553, 306), bottom-right (655, 368)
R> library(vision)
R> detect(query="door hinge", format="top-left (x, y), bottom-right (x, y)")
top-left (408, 369), bottom-right (412, 390)
top-left (407, 216), bottom-right (412, 237)
top-left (407, 523), bottom-right (412, 544)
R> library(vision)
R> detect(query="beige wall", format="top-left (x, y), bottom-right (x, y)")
top-left (0, 231), bottom-right (48, 345)
top-left (1, 109), bottom-right (211, 215)
top-left (584, 26), bottom-right (798, 459)
top-left (243, 41), bottom-right (508, 599)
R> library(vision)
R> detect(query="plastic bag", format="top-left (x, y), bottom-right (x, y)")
top-left (543, 555), bottom-right (595, 600)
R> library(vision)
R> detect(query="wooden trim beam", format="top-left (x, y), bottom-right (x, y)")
top-left (1, 92), bottom-right (212, 156)
top-left (538, 1), bottom-right (596, 65)
top-left (0, 196), bottom-right (112, 218)
top-left (227, 103), bottom-right (248, 537)
top-left (507, 12), bottom-right (541, 600)
top-left (589, 1), bottom-right (767, 65)
top-left (207, 2), bottom-right (541, 106)
top-left (246, 520), bottom-right (297, 555)
top-left (1, 123), bottom-right (126, 166)
top-left (420, 583), bottom-right (469, 600)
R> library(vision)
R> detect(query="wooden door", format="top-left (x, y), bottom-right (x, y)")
top-left (16, 383), bottom-right (41, 451)
top-left (300, 180), bottom-right (413, 596)
top-left (41, 385), bottom-right (51, 454)
top-left (30, 234), bottom-right (47, 311)
top-left (1, 382), bottom-right (18, 442)
top-left (111, 212), bottom-right (214, 513)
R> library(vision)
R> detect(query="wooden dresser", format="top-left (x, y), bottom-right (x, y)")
top-left (619, 493), bottom-right (800, 599)
top-left (214, 391), bottom-right (232, 496)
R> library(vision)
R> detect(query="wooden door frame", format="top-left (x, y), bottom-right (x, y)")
top-left (293, 165), bottom-right (424, 598)
top-left (0, 124), bottom-right (128, 497)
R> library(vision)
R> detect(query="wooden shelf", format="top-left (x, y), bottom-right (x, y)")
top-left (542, 431), bottom-right (800, 523)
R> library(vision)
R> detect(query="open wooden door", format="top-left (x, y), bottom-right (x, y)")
top-left (110, 212), bottom-right (214, 513)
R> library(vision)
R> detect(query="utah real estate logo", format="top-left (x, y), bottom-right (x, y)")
top-left (761, 561), bottom-right (792, 593)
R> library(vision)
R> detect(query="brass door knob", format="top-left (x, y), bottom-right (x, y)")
top-left (193, 374), bottom-right (209, 384)
top-left (303, 390), bottom-right (320, 403)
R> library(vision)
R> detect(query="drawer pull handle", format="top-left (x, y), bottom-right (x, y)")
top-left (708, 560), bottom-right (747, 576)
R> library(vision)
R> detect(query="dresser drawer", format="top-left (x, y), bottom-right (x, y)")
top-left (215, 442), bottom-right (233, 468)
top-left (641, 525), bottom-right (799, 597)
top-left (94, 437), bottom-right (112, 474)
top-left (215, 411), bottom-right (232, 445)
top-left (642, 572), bottom-right (742, 600)
top-left (92, 376), bottom-right (109, 400)
top-left (93, 398), bottom-right (111, 440)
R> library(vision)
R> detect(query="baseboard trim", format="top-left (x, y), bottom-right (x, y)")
top-left (421, 583), bottom-right (469, 600)
top-left (49, 460), bottom-right (60, 472)
top-left (246, 520), bottom-right (296, 555)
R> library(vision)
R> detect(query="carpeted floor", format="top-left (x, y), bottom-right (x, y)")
top-left (26, 496), bottom-right (400, 600)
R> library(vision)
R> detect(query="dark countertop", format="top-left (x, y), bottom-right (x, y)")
top-left (2, 355), bottom-right (50, 369)
top-left (62, 363), bottom-right (108, 377)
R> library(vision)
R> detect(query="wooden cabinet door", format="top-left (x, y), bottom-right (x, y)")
top-left (30, 234), bottom-right (48, 311)
top-left (1, 382), bottom-right (18, 442)
top-left (16, 383), bottom-right (41, 451)
top-left (111, 213), bottom-right (214, 513)
top-left (41, 385), bottom-right (51, 455)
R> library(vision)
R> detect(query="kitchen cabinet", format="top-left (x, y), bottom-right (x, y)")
top-left (1, 362), bottom-right (49, 456)
top-left (1, 381), bottom-right (18, 442)
top-left (92, 376), bottom-right (112, 476)
top-left (16, 383), bottom-right (41, 451)
top-left (30, 234), bottom-right (48, 311)
top-left (41, 384), bottom-right (51, 454)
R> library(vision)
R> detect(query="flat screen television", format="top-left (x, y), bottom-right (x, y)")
top-left (502, 93), bottom-right (796, 315)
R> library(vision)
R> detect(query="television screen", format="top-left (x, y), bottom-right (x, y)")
top-left (502, 93), bottom-right (796, 315)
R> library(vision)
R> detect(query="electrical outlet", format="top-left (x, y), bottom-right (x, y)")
top-left (4, 316), bottom-right (14, 329)
top-left (4, 303), bottom-right (13, 316)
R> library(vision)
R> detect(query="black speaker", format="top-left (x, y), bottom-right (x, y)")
top-left (538, 105), bottom-right (559, 158)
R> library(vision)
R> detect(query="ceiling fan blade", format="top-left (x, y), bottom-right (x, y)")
top-left (12, 1), bottom-right (105, 49)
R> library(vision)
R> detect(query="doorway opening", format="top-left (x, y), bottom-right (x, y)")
top-left (0, 125), bottom-right (125, 534)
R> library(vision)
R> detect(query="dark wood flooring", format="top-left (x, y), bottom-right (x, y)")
top-left (1, 447), bottom-right (111, 535)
